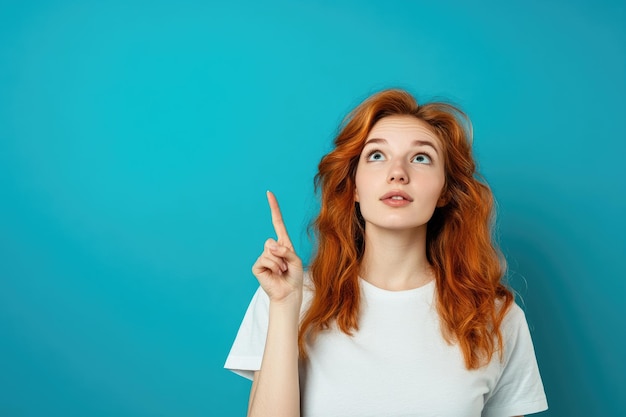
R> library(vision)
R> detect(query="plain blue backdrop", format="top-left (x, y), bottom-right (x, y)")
top-left (1, 0), bottom-right (624, 416)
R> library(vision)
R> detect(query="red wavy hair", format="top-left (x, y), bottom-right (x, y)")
top-left (298, 89), bottom-right (514, 370)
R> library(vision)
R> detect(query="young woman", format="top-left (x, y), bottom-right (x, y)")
top-left (225, 89), bottom-right (548, 417)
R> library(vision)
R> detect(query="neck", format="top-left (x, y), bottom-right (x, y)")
top-left (359, 225), bottom-right (433, 291)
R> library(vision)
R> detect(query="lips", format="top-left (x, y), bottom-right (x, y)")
top-left (380, 191), bottom-right (414, 202)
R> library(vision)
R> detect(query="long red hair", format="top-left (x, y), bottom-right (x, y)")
top-left (298, 89), bottom-right (514, 370)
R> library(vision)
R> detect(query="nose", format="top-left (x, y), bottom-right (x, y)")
top-left (387, 161), bottom-right (409, 184)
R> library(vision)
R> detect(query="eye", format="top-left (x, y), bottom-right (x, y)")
top-left (366, 150), bottom-right (386, 162)
top-left (412, 153), bottom-right (432, 164)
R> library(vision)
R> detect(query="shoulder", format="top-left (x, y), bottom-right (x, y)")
top-left (501, 301), bottom-right (526, 326)
top-left (483, 301), bottom-right (548, 415)
top-left (491, 298), bottom-right (536, 361)
top-left (496, 298), bottom-right (527, 332)
top-left (502, 301), bottom-right (528, 333)
top-left (496, 301), bottom-right (540, 365)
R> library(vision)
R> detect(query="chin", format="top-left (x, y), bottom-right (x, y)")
top-left (365, 220), bottom-right (429, 233)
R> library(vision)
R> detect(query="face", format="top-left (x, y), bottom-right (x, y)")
top-left (354, 115), bottom-right (446, 233)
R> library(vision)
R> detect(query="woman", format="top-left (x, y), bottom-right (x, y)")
top-left (225, 89), bottom-right (548, 417)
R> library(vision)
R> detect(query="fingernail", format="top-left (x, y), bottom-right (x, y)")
top-left (269, 243), bottom-right (278, 250)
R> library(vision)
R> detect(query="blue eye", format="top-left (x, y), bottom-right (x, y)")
top-left (367, 151), bottom-right (385, 161)
top-left (412, 154), bottom-right (432, 164)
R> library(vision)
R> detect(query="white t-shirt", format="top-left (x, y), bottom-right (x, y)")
top-left (225, 276), bottom-right (548, 417)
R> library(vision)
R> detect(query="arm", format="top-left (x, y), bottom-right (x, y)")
top-left (247, 372), bottom-right (259, 416)
top-left (248, 295), bottom-right (301, 417)
top-left (248, 191), bottom-right (303, 417)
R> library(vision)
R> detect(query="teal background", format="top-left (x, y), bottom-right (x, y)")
top-left (1, 0), bottom-right (624, 416)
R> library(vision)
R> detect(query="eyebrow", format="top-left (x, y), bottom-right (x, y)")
top-left (364, 138), bottom-right (440, 155)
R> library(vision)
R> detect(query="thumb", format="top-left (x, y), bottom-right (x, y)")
top-left (270, 244), bottom-right (302, 268)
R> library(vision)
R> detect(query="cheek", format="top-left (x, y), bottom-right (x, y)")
top-left (425, 176), bottom-right (446, 204)
top-left (354, 165), bottom-right (367, 202)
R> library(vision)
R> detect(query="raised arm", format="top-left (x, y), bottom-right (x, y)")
top-left (248, 191), bottom-right (304, 417)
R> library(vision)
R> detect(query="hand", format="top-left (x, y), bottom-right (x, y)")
top-left (251, 191), bottom-right (304, 304)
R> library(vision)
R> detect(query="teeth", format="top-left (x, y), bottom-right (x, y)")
top-left (391, 196), bottom-right (404, 200)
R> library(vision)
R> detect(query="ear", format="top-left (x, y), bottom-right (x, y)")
top-left (354, 187), bottom-right (360, 203)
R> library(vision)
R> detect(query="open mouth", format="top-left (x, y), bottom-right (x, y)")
top-left (380, 191), bottom-right (413, 202)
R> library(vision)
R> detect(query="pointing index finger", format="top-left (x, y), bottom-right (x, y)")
top-left (267, 190), bottom-right (293, 248)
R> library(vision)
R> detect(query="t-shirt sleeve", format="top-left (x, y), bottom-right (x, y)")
top-left (224, 286), bottom-right (270, 381)
top-left (482, 303), bottom-right (548, 417)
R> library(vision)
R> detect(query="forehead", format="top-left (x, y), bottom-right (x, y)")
top-left (366, 115), bottom-right (442, 149)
